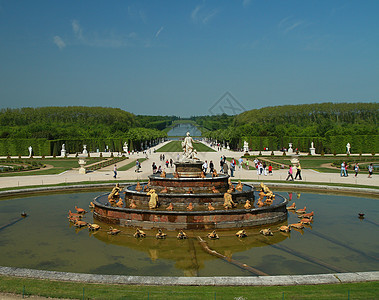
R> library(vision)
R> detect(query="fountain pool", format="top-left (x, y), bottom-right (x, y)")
top-left (0, 188), bottom-right (378, 277)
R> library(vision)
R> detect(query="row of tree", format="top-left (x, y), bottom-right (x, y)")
top-left (202, 102), bottom-right (379, 153)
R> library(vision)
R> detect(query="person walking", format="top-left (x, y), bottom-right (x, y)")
top-left (230, 160), bottom-right (235, 177)
top-left (113, 164), bottom-right (117, 178)
top-left (341, 162), bottom-right (347, 177)
top-left (209, 160), bottom-right (214, 173)
top-left (135, 160), bottom-right (140, 172)
top-left (223, 161), bottom-right (229, 174)
top-left (294, 163), bottom-right (302, 180)
top-left (268, 164), bottom-right (273, 175)
top-left (170, 158), bottom-right (173, 168)
top-left (202, 160), bottom-right (208, 174)
top-left (368, 163), bottom-right (373, 178)
top-left (286, 165), bottom-right (294, 181)
top-left (263, 162), bottom-right (267, 176)
top-left (354, 163), bottom-right (359, 177)
top-left (152, 162), bottom-right (157, 174)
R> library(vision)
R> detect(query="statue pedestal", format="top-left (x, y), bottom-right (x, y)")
top-left (61, 150), bottom-right (66, 157)
top-left (175, 161), bottom-right (203, 178)
top-left (309, 147), bottom-right (316, 155)
top-left (78, 158), bottom-right (87, 174)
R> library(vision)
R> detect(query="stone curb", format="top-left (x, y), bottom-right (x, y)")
top-left (0, 267), bottom-right (378, 286)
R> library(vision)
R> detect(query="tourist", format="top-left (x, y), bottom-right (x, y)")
top-left (223, 161), bottom-right (229, 174)
top-left (268, 164), bottom-right (273, 175)
top-left (245, 160), bottom-right (249, 170)
top-left (202, 160), bottom-right (208, 174)
top-left (220, 157), bottom-right (224, 172)
top-left (286, 165), bottom-right (294, 181)
top-left (152, 162), bottom-right (157, 174)
top-left (263, 162), bottom-right (267, 176)
top-left (368, 163), bottom-right (373, 178)
top-left (135, 160), bottom-right (140, 172)
top-left (113, 164), bottom-right (117, 179)
top-left (238, 157), bottom-right (243, 169)
top-left (165, 159), bottom-right (169, 168)
top-left (340, 162), bottom-right (347, 177)
top-left (259, 162), bottom-right (264, 175)
top-left (354, 163), bottom-right (359, 177)
top-left (230, 160), bottom-right (235, 177)
top-left (170, 158), bottom-right (173, 168)
top-left (209, 160), bottom-right (214, 173)
top-left (294, 163), bottom-right (302, 180)
top-left (156, 166), bottom-right (162, 174)
top-left (345, 162), bottom-right (349, 177)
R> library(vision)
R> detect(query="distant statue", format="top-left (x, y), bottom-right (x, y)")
top-left (28, 146), bottom-right (33, 157)
top-left (83, 145), bottom-right (88, 154)
top-left (346, 143), bottom-right (351, 154)
top-left (181, 132), bottom-right (197, 161)
top-left (123, 142), bottom-right (128, 153)
top-left (243, 141), bottom-right (249, 153)
top-left (223, 189), bottom-right (236, 209)
top-left (61, 144), bottom-right (66, 157)
top-left (311, 142), bottom-right (314, 148)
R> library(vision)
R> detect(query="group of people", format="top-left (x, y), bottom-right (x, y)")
top-left (253, 158), bottom-right (273, 176)
top-left (286, 164), bottom-right (302, 181)
top-left (342, 162), bottom-right (374, 178)
top-left (151, 162), bottom-right (162, 174)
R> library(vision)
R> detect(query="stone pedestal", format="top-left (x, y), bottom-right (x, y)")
top-left (309, 147), bottom-right (316, 155)
top-left (61, 150), bottom-right (66, 157)
top-left (78, 158), bottom-right (86, 174)
top-left (175, 161), bottom-right (203, 178)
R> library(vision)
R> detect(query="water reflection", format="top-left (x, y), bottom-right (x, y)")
top-left (167, 123), bottom-right (201, 137)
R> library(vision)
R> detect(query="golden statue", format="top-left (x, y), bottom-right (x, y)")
top-left (236, 181), bottom-right (243, 192)
top-left (211, 186), bottom-right (219, 193)
top-left (223, 189), bottom-right (236, 209)
top-left (135, 182), bottom-right (142, 191)
top-left (147, 189), bottom-right (159, 209)
top-left (244, 200), bottom-right (251, 209)
top-left (212, 169), bottom-right (218, 177)
top-left (200, 171), bottom-right (206, 178)
top-left (174, 171), bottom-right (180, 178)
top-left (160, 170), bottom-right (166, 178)
top-left (108, 183), bottom-right (122, 202)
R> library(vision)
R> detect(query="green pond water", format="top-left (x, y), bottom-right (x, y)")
top-left (0, 190), bottom-right (378, 277)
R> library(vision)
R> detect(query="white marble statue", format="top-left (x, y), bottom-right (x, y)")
top-left (288, 143), bottom-right (293, 154)
top-left (310, 141), bottom-right (316, 155)
top-left (83, 145), bottom-right (88, 155)
top-left (28, 146), bottom-right (33, 157)
top-left (311, 142), bottom-right (314, 148)
top-left (346, 143), bottom-right (351, 154)
top-left (123, 142), bottom-right (128, 153)
top-left (61, 144), bottom-right (66, 157)
top-left (181, 132), bottom-right (197, 161)
top-left (243, 141), bottom-right (249, 153)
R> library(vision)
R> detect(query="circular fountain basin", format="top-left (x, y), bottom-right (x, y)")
top-left (93, 188), bottom-right (287, 230)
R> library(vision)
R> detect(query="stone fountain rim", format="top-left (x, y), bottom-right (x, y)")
top-left (93, 192), bottom-right (287, 216)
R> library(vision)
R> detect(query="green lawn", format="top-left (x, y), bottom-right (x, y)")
top-left (0, 276), bottom-right (377, 299)
top-left (156, 141), bottom-right (215, 152)
top-left (0, 158), bottom-right (105, 177)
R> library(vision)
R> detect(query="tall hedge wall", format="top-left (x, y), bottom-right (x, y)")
top-left (0, 139), bottom-right (50, 156)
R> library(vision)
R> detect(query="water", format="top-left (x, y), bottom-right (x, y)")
top-left (167, 123), bottom-right (202, 137)
top-left (0, 190), bottom-right (378, 277)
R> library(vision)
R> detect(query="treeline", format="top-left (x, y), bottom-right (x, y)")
top-left (0, 107), bottom-right (167, 155)
top-left (136, 115), bottom-right (180, 131)
top-left (203, 102), bottom-right (379, 154)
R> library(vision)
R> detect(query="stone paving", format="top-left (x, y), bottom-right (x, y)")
top-left (0, 141), bottom-right (377, 189)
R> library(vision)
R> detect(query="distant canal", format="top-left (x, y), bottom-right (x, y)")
top-left (167, 123), bottom-right (201, 138)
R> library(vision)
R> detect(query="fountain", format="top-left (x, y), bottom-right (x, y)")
top-left (93, 133), bottom-right (288, 230)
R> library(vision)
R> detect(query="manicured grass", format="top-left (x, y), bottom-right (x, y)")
top-left (156, 141), bottom-right (215, 152)
top-left (118, 158), bottom-right (147, 171)
top-left (0, 158), bottom-right (105, 177)
top-left (0, 276), bottom-right (377, 299)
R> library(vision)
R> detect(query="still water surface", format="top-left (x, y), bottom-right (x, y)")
top-left (167, 123), bottom-right (201, 137)
top-left (0, 190), bottom-right (377, 277)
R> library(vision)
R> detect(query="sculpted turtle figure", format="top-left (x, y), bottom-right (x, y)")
top-left (147, 189), bottom-right (159, 209)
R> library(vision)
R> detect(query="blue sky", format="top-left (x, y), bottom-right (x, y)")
top-left (0, 0), bottom-right (378, 117)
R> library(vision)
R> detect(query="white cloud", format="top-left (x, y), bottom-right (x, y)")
top-left (278, 16), bottom-right (304, 34)
top-left (155, 26), bottom-right (164, 38)
top-left (53, 36), bottom-right (66, 49)
top-left (191, 5), bottom-right (219, 24)
top-left (71, 20), bottom-right (83, 40)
